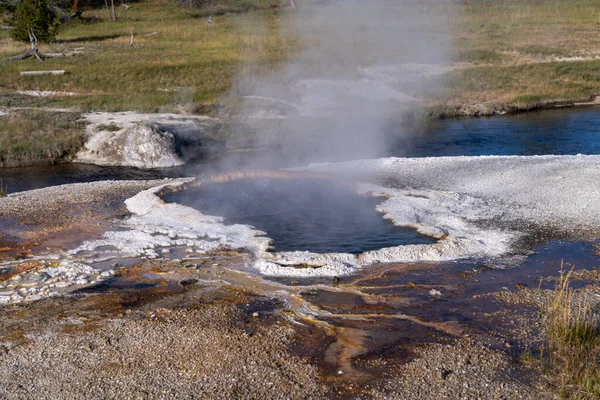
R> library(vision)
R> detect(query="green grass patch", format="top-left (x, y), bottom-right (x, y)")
top-left (0, 110), bottom-right (85, 167)
top-left (511, 94), bottom-right (544, 106)
top-left (457, 49), bottom-right (503, 64)
top-left (96, 123), bottom-right (121, 132)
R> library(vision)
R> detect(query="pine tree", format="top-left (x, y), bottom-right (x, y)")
top-left (9, 0), bottom-right (60, 43)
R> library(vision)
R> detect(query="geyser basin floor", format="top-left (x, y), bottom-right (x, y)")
top-left (161, 178), bottom-right (436, 254)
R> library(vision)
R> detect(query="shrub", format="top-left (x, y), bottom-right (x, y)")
top-left (9, 0), bottom-right (60, 43)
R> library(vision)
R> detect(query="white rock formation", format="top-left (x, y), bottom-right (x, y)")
top-left (75, 112), bottom-right (218, 168)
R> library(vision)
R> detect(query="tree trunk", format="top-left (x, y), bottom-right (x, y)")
top-left (104, 0), bottom-right (117, 21)
top-left (111, 0), bottom-right (117, 22)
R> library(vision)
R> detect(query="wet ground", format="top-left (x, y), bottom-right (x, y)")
top-left (0, 236), bottom-right (596, 398)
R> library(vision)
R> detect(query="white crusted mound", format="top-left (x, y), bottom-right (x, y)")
top-left (75, 112), bottom-right (217, 168)
top-left (70, 179), bottom-right (272, 263)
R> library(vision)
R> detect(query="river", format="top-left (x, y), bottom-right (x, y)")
top-left (2, 106), bottom-right (600, 194)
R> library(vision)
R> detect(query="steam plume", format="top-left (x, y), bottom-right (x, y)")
top-left (225, 0), bottom-right (455, 168)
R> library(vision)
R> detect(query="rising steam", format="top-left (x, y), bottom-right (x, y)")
top-left (225, 0), bottom-right (455, 168)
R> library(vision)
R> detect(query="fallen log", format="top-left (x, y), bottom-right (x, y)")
top-left (20, 70), bottom-right (66, 76)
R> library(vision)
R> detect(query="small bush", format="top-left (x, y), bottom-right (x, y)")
top-left (511, 94), bottom-right (544, 106)
top-left (97, 123), bottom-right (121, 132)
top-left (9, 0), bottom-right (60, 43)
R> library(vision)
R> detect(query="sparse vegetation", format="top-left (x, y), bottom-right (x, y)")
top-left (543, 267), bottom-right (600, 399)
top-left (0, 110), bottom-right (85, 167)
top-left (0, 178), bottom-right (6, 197)
top-left (97, 122), bottom-right (120, 132)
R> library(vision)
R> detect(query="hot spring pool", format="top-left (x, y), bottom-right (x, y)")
top-left (162, 178), bottom-right (436, 254)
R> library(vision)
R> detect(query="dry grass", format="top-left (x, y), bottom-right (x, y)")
top-left (0, 0), bottom-right (297, 112)
top-left (1, 0), bottom-right (599, 115)
top-left (439, 0), bottom-right (600, 112)
top-left (543, 267), bottom-right (600, 399)
top-left (0, 110), bottom-right (85, 167)
top-left (456, 0), bottom-right (600, 62)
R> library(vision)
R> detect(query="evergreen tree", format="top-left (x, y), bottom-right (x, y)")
top-left (9, 0), bottom-right (60, 43)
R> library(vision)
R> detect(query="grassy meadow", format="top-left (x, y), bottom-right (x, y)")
top-left (0, 0), bottom-right (296, 112)
top-left (0, 0), bottom-right (599, 114)
top-left (443, 0), bottom-right (600, 112)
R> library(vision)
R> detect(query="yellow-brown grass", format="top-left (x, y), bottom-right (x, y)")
top-left (1, 0), bottom-right (599, 114)
top-left (544, 266), bottom-right (600, 399)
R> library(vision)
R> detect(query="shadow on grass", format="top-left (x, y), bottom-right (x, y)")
top-left (56, 34), bottom-right (122, 44)
top-left (188, 4), bottom-right (280, 19)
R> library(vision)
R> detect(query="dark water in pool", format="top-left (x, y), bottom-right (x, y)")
top-left (162, 178), bottom-right (436, 254)
top-left (3, 107), bottom-right (600, 193)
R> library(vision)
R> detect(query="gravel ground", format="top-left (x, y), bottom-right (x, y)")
top-left (0, 302), bottom-right (328, 399)
top-left (0, 179), bottom-right (180, 227)
top-left (372, 339), bottom-right (556, 400)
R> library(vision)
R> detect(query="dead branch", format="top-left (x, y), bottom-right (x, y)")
top-left (1, 25), bottom-right (13, 30)
top-left (111, 0), bottom-right (117, 22)
top-left (129, 33), bottom-right (143, 48)
top-left (145, 31), bottom-right (160, 36)
top-left (104, 0), bottom-right (117, 21)
top-left (8, 27), bottom-right (44, 62)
